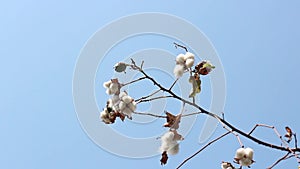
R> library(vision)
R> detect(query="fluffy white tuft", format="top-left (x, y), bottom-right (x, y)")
top-left (173, 64), bottom-right (185, 78)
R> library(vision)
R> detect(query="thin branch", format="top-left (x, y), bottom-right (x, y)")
top-left (121, 76), bottom-right (147, 87)
top-left (135, 89), bottom-right (161, 102)
top-left (169, 78), bottom-right (179, 91)
top-left (137, 95), bottom-right (173, 103)
top-left (132, 112), bottom-right (166, 118)
top-left (174, 42), bottom-right (188, 52)
top-left (176, 131), bottom-right (231, 169)
top-left (294, 133), bottom-right (298, 149)
top-left (267, 152), bottom-right (290, 169)
top-left (182, 111), bottom-right (202, 117)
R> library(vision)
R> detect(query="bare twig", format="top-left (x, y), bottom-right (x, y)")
top-left (176, 132), bottom-right (231, 169)
top-left (174, 42), bottom-right (188, 52)
top-left (121, 76), bottom-right (147, 87)
top-left (267, 152), bottom-right (290, 169)
top-left (132, 112), bottom-right (166, 118)
top-left (169, 78), bottom-right (179, 91)
top-left (294, 133), bottom-right (298, 149)
top-left (135, 89), bottom-right (161, 102)
top-left (137, 95), bottom-right (173, 103)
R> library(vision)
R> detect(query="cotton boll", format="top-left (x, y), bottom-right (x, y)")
top-left (168, 142), bottom-right (179, 155)
top-left (122, 95), bottom-right (133, 104)
top-left (176, 54), bottom-right (185, 64)
top-left (103, 81), bottom-right (111, 88)
top-left (235, 148), bottom-right (245, 159)
top-left (184, 52), bottom-right (194, 60)
top-left (185, 58), bottom-right (194, 68)
top-left (173, 64), bottom-right (185, 78)
top-left (244, 147), bottom-right (254, 159)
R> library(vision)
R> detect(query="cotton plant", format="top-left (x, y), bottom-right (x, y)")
top-left (98, 43), bottom-right (299, 169)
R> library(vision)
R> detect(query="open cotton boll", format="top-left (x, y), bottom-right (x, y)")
top-left (185, 58), bottom-right (194, 68)
top-left (184, 52), bottom-right (194, 60)
top-left (176, 54), bottom-right (185, 64)
top-left (244, 148), bottom-right (254, 159)
top-left (235, 147), bottom-right (245, 159)
top-left (173, 64), bottom-right (185, 78)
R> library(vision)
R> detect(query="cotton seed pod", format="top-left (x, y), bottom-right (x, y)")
top-left (114, 62), bottom-right (127, 73)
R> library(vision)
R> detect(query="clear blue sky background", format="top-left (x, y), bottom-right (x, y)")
top-left (1, 1), bottom-right (300, 169)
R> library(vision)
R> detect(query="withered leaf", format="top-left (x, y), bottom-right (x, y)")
top-left (164, 112), bottom-right (182, 129)
top-left (285, 126), bottom-right (293, 143)
top-left (116, 112), bottom-right (126, 121)
top-left (160, 151), bottom-right (168, 165)
top-left (172, 130), bottom-right (184, 141)
top-left (194, 61), bottom-right (215, 75)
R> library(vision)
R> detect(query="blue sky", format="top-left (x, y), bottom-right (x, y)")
top-left (1, 1), bottom-right (300, 169)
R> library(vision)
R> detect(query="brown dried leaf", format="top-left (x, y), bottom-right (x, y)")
top-left (160, 151), bottom-right (168, 165)
top-left (285, 126), bottom-right (293, 143)
top-left (173, 130), bottom-right (184, 141)
top-left (116, 112), bottom-right (126, 121)
top-left (164, 112), bottom-right (182, 129)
